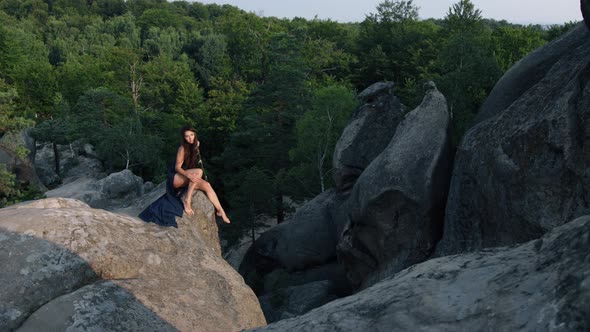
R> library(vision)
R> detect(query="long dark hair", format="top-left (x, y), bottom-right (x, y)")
top-left (180, 125), bottom-right (199, 168)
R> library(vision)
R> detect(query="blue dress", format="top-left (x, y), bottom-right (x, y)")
top-left (138, 165), bottom-right (185, 227)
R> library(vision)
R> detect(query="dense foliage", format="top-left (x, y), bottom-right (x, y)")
top-left (0, 0), bottom-right (577, 242)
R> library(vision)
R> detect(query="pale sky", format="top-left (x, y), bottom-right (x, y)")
top-left (192, 0), bottom-right (583, 25)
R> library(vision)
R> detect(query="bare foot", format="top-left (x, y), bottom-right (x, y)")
top-left (216, 211), bottom-right (231, 224)
top-left (183, 199), bottom-right (194, 216)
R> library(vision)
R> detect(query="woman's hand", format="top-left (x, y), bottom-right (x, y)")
top-left (187, 173), bottom-right (200, 183)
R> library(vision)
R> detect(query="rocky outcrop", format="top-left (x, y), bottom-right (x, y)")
top-left (258, 280), bottom-right (339, 323)
top-left (436, 25), bottom-right (590, 256)
top-left (45, 169), bottom-right (146, 210)
top-left (249, 215), bottom-right (590, 332)
top-left (332, 81), bottom-right (405, 190)
top-left (0, 197), bottom-right (266, 331)
top-left (0, 130), bottom-right (46, 191)
top-left (35, 141), bottom-right (103, 188)
top-left (475, 24), bottom-right (588, 124)
top-left (246, 189), bottom-right (347, 272)
top-left (240, 82), bottom-right (450, 321)
top-left (338, 82), bottom-right (452, 288)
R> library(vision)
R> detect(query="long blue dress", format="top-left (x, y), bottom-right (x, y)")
top-left (138, 165), bottom-right (185, 227)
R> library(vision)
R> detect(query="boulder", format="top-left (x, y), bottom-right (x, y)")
top-left (260, 263), bottom-right (350, 297)
top-left (247, 189), bottom-right (347, 272)
top-left (258, 280), bottom-right (339, 323)
top-left (0, 197), bottom-right (266, 331)
top-left (92, 169), bottom-right (144, 199)
top-left (46, 169), bottom-right (146, 210)
top-left (338, 82), bottom-right (452, 288)
top-left (34, 141), bottom-right (104, 187)
top-left (332, 81), bottom-right (405, 190)
top-left (436, 25), bottom-right (590, 256)
top-left (249, 215), bottom-right (590, 332)
top-left (475, 24), bottom-right (588, 124)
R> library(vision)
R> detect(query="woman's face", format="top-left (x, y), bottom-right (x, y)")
top-left (183, 130), bottom-right (196, 144)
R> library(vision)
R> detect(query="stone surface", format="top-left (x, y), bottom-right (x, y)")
top-left (249, 216), bottom-right (590, 332)
top-left (436, 25), bottom-right (590, 256)
top-left (247, 189), bottom-right (347, 272)
top-left (0, 130), bottom-right (46, 191)
top-left (34, 141), bottom-right (104, 188)
top-left (258, 280), bottom-right (339, 323)
top-left (260, 263), bottom-right (350, 297)
top-left (46, 169), bottom-right (146, 210)
top-left (338, 82), bottom-right (452, 288)
top-left (332, 81), bottom-right (405, 190)
top-left (0, 197), bottom-right (265, 331)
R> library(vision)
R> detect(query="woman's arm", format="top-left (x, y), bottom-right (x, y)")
top-left (175, 146), bottom-right (199, 182)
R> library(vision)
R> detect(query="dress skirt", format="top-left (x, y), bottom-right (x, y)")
top-left (138, 166), bottom-right (185, 227)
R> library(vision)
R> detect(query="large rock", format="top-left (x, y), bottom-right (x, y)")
top-left (436, 25), bottom-right (590, 256)
top-left (0, 197), bottom-right (266, 331)
top-left (246, 189), bottom-right (348, 272)
top-left (46, 169), bottom-right (145, 210)
top-left (476, 24), bottom-right (588, 124)
top-left (258, 280), bottom-right (339, 323)
top-left (332, 81), bottom-right (405, 190)
top-left (260, 263), bottom-right (350, 297)
top-left (34, 141), bottom-right (103, 188)
top-left (337, 82), bottom-right (452, 288)
top-left (0, 130), bottom-right (46, 191)
top-left (249, 215), bottom-right (590, 332)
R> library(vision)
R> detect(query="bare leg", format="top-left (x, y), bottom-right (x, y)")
top-left (196, 181), bottom-right (230, 223)
top-left (173, 168), bottom-right (203, 216)
top-left (183, 180), bottom-right (197, 216)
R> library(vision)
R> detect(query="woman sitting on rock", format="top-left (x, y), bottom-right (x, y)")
top-left (139, 125), bottom-right (230, 226)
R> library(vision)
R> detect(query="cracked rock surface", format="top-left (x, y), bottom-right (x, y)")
top-left (0, 197), bottom-right (265, 331)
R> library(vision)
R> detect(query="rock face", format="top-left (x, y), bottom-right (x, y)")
top-left (436, 25), bottom-right (590, 256)
top-left (249, 215), bottom-right (590, 332)
top-left (338, 82), bottom-right (452, 288)
top-left (45, 169), bottom-right (146, 210)
top-left (247, 189), bottom-right (348, 272)
top-left (35, 141), bottom-right (104, 188)
top-left (258, 280), bottom-right (339, 323)
top-left (240, 82), bottom-right (450, 321)
top-left (332, 81), bottom-right (405, 190)
top-left (0, 197), bottom-right (266, 331)
top-left (0, 130), bottom-right (46, 191)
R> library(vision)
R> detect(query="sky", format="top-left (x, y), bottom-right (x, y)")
top-left (193, 0), bottom-right (583, 25)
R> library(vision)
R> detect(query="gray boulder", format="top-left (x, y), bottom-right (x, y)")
top-left (259, 280), bottom-right (339, 323)
top-left (46, 169), bottom-right (145, 210)
top-left (260, 263), bottom-right (350, 296)
top-left (0, 197), bottom-right (266, 331)
top-left (475, 24), bottom-right (588, 124)
top-left (34, 142), bottom-right (103, 187)
top-left (436, 25), bottom-right (590, 256)
top-left (247, 189), bottom-right (347, 272)
top-left (332, 81), bottom-right (405, 190)
top-left (249, 215), bottom-right (590, 332)
top-left (338, 82), bottom-right (452, 288)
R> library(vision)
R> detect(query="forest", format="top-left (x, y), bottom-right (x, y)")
top-left (0, 0), bottom-right (577, 245)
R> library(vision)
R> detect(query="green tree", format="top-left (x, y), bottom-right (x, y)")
top-left (492, 26), bottom-right (545, 72)
top-left (289, 82), bottom-right (357, 195)
top-left (436, 0), bottom-right (501, 143)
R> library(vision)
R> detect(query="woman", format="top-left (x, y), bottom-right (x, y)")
top-left (139, 126), bottom-right (230, 226)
